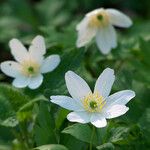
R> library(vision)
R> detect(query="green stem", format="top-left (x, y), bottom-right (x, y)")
top-left (89, 125), bottom-right (95, 150)
top-left (18, 123), bottom-right (30, 150)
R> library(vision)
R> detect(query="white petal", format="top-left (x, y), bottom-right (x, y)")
top-left (86, 8), bottom-right (104, 17)
top-left (105, 90), bottom-right (135, 107)
top-left (41, 55), bottom-right (60, 73)
top-left (91, 113), bottom-right (107, 128)
top-left (106, 9), bottom-right (132, 28)
top-left (29, 35), bottom-right (46, 56)
top-left (96, 25), bottom-right (117, 54)
top-left (77, 9), bottom-right (102, 31)
top-left (0, 61), bottom-right (21, 78)
top-left (9, 39), bottom-right (28, 63)
top-left (67, 111), bottom-right (90, 123)
top-left (12, 75), bottom-right (30, 88)
top-left (28, 50), bottom-right (44, 65)
top-left (94, 68), bottom-right (115, 99)
top-left (104, 105), bottom-right (129, 119)
top-left (65, 71), bottom-right (92, 101)
top-left (76, 18), bottom-right (96, 47)
top-left (50, 96), bottom-right (84, 111)
top-left (29, 35), bottom-right (46, 64)
top-left (76, 17), bottom-right (88, 31)
top-left (28, 74), bottom-right (43, 89)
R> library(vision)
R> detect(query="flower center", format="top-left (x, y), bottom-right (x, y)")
top-left (88, 10), bottom-right (109, 28)
top-left (97, 14), bottom-right (103, 21)
top-left (83, 92), bottom-right (106, 112)
top-left (89, 101), bottom-right (98, 109)
top-left (20, 60), bottom-right (40, 77)
top-left (28, 66), bottom-right (34, 73)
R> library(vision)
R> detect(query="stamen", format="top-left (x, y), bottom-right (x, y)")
top-left (83, 92), bottom-right (106, 112)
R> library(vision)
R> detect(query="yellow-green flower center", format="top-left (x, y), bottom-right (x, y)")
top-left (89, 101), bottom-right (98, 109)
top-left (88, 10), bottom-right (110, 28)
top-left (83, 92), bottom-right (106, 112)
top-left (28, 66), bottom-right (34, 73)
top-left (20, 60), bottom-right (40, 77)
top-left (97, 14), bottom-right (103, 21)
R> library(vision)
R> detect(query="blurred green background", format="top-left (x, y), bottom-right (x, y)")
top-left (0, 0), bottom-right (150, 150)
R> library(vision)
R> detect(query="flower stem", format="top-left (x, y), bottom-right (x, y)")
top-left (89, 125), bottom-right (95, 150)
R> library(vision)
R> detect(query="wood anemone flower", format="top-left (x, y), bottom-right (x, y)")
top-left (76, 8), bottom-right (132, 54)
top-left (0, 35), bottom-right (60, 89)
top-left (50, 68), bottom-right (135, 128)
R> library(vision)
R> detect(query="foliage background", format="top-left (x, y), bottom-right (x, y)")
top-left (0, 0), bottom-right (150, 150)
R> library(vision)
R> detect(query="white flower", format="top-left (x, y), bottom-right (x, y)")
top-left (50, 68), bottom-right (135, 128)
top-left (76, 8), bottom-right (132, 54)
top-left (0, 35), bottom-right (60, 89)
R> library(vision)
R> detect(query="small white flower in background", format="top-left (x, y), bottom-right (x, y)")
top-left (0, 35), bottom-right (60, 89)
top-left (76, 8), bottom-right (132, 54)
top-left (50, 68), bottom-right (135, 128)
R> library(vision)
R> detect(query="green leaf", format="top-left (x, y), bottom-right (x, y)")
top-left (0, 16), bottom-right (20, 42)
top-left (0, 84), bottom-right (30, 127)
top-left (0, 145), bottom-right (11, 150)
top-left (96, 143), bottom-right (115, 150)
top-left (34, 144), bottom-right (68, 150)
top-left (139, 38), bottom-right (150, 65)
top-left (60, 134), bottom-right (87, 150)
top-left (109, 125), bottom-right (141, 145)
top-left (139, 108), bottom-right (150, 139)
top-left (8, 0), bottom-right (39, 27)
top-left (0, 116), bottom-right (18, 127)
top-left (131, 38), bottom-right (150, 84)
top-left (55, 108), bottom-right (69, 129)
top-left (18, 95), bottom-right (48, 112)
top-left (62, 123), bottom-right (98, 145)
top-left (0, 84), bottom-right (30, 111)
top-left (34, 102), bottom-right (57, 146)
top-left (0, 84), bottom-right (47, 127)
